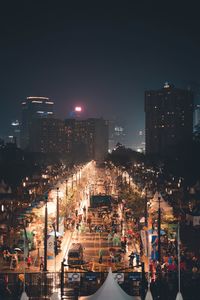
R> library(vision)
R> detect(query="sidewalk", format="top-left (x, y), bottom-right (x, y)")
top-left (0, 229), bottom-right (73, 273)
top-left (47, 229), bottom-right (73, 272)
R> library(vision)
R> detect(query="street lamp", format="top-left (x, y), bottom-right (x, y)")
top-left (56, 187), bottom-right (59, 233)
top-left (71, 174), bottom-right (74, 190)
top-left (66, 180), bottom-right (68, 198)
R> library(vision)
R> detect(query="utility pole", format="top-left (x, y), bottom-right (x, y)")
top-left (56, 187), bottom-right (59, 233)
top-left (43, 194), bottom-right (48, 272)
top-left (157, 196), bottom-right (161, 262)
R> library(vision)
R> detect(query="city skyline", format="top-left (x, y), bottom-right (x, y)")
top-left (1, 1), bottom-right (200, 148)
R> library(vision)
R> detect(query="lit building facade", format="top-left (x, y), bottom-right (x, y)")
top-left (21, 96), bottom-right (54, 149)
top-left (64, 118), bottom-right (109, 162)
top-left (145, 83), bottom-right (193, 156)
top-left (29, 118), bottom-right (66, 153)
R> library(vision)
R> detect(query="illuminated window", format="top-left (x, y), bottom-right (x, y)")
top-left (37, 111), bottom-right (44, 114)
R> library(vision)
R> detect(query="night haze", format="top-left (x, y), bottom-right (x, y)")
top-left (1, 0), bottom-right (200, 148)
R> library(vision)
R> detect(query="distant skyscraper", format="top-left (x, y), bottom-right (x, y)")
top-left (21, 96), bottom-right (54, 149)
top-left (135, 130), bottom-right (145, 153)
top-left (145, 83), bottom-right (193, 156)
top-left (10, 120), bottom-right (20, 147)
top-left (108, 120), bottom-right (126, 151)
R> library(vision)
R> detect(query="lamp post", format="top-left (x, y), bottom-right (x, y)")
top-left (56, 187), bottom-right (59, 233)
top-left (43, 195), bottom-right (48, 272)
top-left (78, 167), bottom-right (81, 185)
top-left (157, 196), bottom-right (161, 262)
top-left (66, 179), bottom-right (68, 197)
top-left (71, 175), bottom-right (74, 190)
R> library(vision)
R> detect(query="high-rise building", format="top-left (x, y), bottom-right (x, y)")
top-left (194, 104), bottom-right (200, 141)
top-left (64, 118), bottom-right (109, 163)
top-left (194, 104), bottom-right (200, 130)
top-left (145, 83), bottom-right (193, 156)
top-left (21, 96), bottom-right (54, 149)
top-left (29, 118), bottom-right (66, 153)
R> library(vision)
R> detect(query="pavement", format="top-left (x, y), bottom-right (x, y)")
top-left (0, 228), bottom-right (73, 273)
top-left (65, 213), bottom-right (142, 273)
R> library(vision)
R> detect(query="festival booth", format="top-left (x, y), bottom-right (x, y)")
top-left (79, 269), bottom-right (141, 300)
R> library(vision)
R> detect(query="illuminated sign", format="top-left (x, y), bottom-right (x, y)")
top-left (68, 273), bottom-right (81, 282)
top-left (164, 82), bottom-right (170, 88)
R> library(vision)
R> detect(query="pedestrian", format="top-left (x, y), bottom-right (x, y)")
top-left (135, 253), bottom-right (140, 266)
top-left (107, 233), bottom-right (112, 244)
top-left (99, 249), bottom-right (104, 264)
top-left (10, 254), bottom-right (18, 269)
top-left (110, 252), bottom-right (115, 263)
top-left (129, 251), bottom-right (135, 268)
top-left (40, 256), bottom-right (44, 271)
top-left (27, 255), bottom-right (32, 269)
top-left (113, 233), bottom-right (120, 246)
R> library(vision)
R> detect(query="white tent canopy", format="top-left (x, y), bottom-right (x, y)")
top-left (79, 269), bottom-right (141, 300)
top-left (20, 291), bottom-right (29, 300)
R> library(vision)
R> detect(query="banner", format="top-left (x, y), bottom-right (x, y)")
top-left (140, 230), bottom-right (148, 256)
top-left (151, 234), bottom-right (158, 260)
top-left (59, 217), bottom-right (65, 235)
top-left (47, 235), bottom-right (54, 258)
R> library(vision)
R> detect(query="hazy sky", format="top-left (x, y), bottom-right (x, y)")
top-left (1, 1), bottom-right (200, 148)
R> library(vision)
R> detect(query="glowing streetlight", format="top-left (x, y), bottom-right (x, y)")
top-left (75, 106), bottom-right (82, 112)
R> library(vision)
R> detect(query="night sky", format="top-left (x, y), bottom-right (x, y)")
top-left (1, 1), bottom-right (200, 148)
